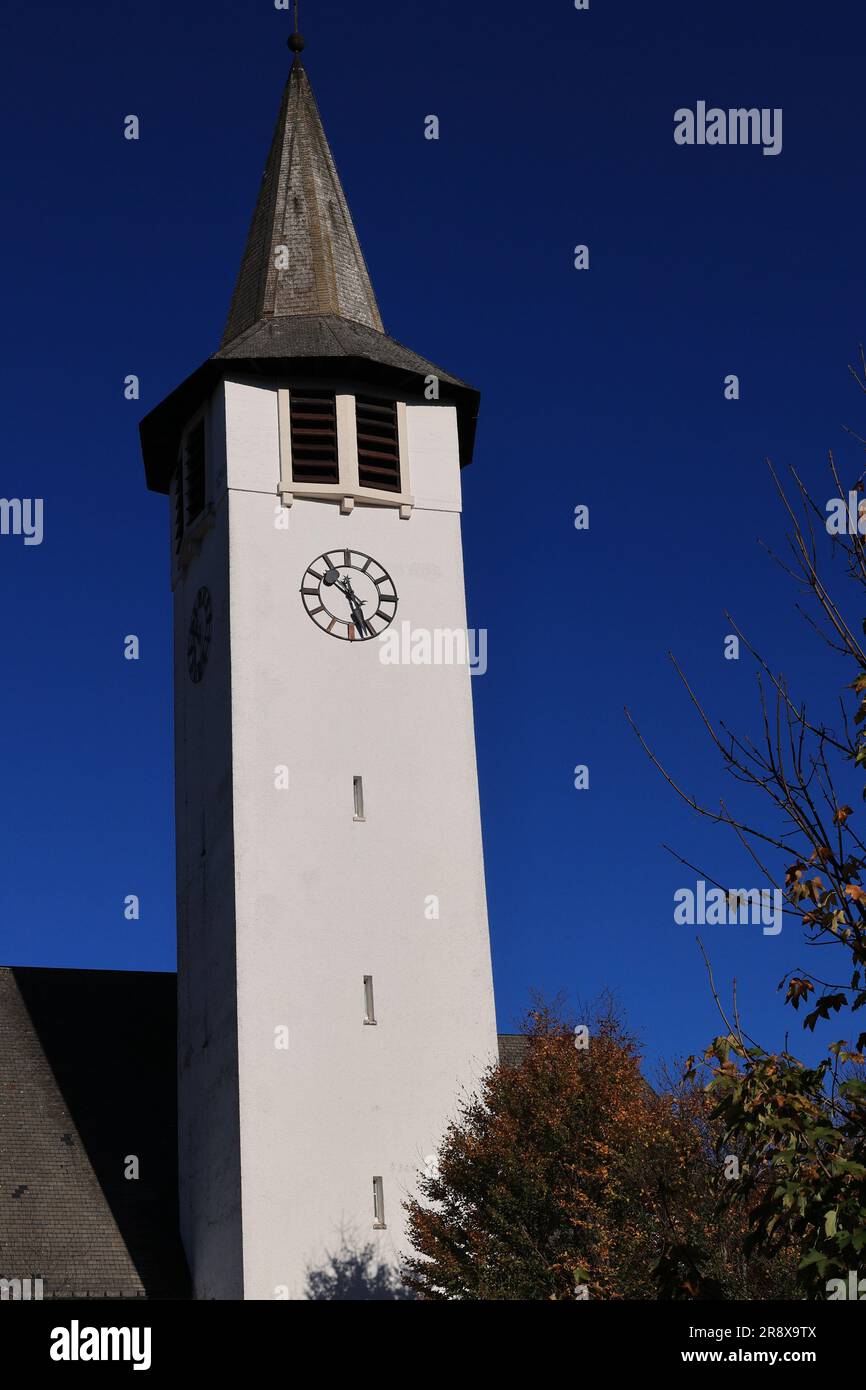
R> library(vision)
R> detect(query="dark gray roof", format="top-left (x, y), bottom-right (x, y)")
top-left (219, 312), bottom-right (471, 386)
top-left (0, 967), bottom-right (188, 1300)
top-left (222, 58), bottom-right (383, 345)
top-left (497, 1034), bottom-right (530, 1067)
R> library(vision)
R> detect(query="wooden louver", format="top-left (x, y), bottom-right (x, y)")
top-left (290, 390), bottom-right (339, 483)
top-left (356, 398), bottom-right (400, 492)
top-left (184, 420), bottom-right (206, 525)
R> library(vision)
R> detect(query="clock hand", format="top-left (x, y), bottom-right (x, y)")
top-left (347, 595), bottom-right (370, 634)
top-left (346, 590), bottom-right (372, 634)
top-left (337, 576), bottom-right (367, 607)
top-left (353, 609), bottom-right (372, 636)
top-left (335, 575), bottom-right (372, 635)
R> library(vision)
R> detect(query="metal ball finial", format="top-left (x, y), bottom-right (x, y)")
top-left (288, 32), bottom-right (305, 54)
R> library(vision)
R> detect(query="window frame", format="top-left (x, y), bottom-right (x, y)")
top-left (277, 388), bottom-right (413, 517)
top-left (363, 975), bottom-right (376, 1026)
top-left (372, 1176), bottom-right (386, 1229)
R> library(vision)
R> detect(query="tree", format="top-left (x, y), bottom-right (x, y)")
top-left (403, 1000), bottom-right (799, 1299)
top-left (627, 349), bottom-right (866, 1294)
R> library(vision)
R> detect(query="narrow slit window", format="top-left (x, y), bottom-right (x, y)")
top-left (353, 775), bottom-right (365, 821)
top-left (184, 420), bottom-right (206, 525)
top-left (290, 390), bottom-right (339, 484)
top-left (356, 397), bottom-right (401, 492)
top-left (372, 1176), bottom-right (386, 1228)
top-left (363, 975), bottom-right (376, 1025)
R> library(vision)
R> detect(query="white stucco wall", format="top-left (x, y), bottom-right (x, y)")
top-left (177, 376), bottom-right (497, 1299)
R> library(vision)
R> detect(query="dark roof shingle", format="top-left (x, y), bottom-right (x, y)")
top-left (222, 57), bottom-right (383, 346)
top-left (0, 967), bottom-right (188, 1300)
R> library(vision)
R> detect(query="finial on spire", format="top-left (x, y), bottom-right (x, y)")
top-left (288, 0), bottom-right (305, 54)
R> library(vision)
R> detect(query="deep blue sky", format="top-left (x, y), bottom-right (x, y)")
top-left (2, 0), bottom-right (864, 1073)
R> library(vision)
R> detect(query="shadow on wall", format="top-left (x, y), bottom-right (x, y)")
top-left (305, 1233), bottom-right (415, 1301)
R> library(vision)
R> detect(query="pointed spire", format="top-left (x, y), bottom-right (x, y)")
top-left (221, 47), bottom-right (384, 348)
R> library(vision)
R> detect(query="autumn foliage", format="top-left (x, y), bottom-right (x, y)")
top-left (403, 1002), bottom-right (798, 1300)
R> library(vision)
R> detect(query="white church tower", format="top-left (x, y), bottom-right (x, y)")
top-left (140, 28), bottom-right (498, 1300)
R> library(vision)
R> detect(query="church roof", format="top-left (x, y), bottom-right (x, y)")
top-left (140, 48), bottom-right (480, 494)
top-left (497, 1033), bottom-right (530, 1068)
top-left (218, 311), bottom-right (469, 381)
top-left (0, 967), bottom-right (188, 1300)
top-left (222, 57), bottom-right (383, 345)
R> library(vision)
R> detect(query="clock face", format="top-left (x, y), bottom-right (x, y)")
top-left (187, 586), bottom-right (212, 683)
top-left (300, 549), bottom-right (398, 641)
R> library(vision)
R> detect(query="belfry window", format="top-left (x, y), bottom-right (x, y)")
top-left (356, 398), bottom-right (401, 492)
top-left (290, 390), bottom-right (339, 484)
top-left (174, 417), bottom-right (207, 555)
top-left (184, 420), bottom-right (206, 525)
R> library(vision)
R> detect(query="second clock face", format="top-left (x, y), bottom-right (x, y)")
top-left (300, 549), bottom-right (398, 641)
top-left (187, 586), bottom-right (212, 683)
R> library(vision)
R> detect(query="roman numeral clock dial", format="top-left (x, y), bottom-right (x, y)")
top-left (300, 550), bottom-right (398, 641)
top-left (187, 586), bottom-right (212, 683)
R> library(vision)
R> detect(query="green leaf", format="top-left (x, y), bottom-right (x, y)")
top-left (799, 1249), bottom-right (829, 1275)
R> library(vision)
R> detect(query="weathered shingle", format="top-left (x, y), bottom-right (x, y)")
top-left (222, 57), bottom-right (383, 345)
top-left (217, 312), bottom-right (472, 388)
top-left (497, 1034), bottom-right (530, 1068)
top-left (0, 967), bottom-right (188, 1300)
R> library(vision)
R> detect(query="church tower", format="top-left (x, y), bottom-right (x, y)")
top-left (140, 31), bottom-right (497, 1300)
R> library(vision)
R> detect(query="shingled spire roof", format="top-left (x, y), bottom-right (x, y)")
top-left (222, 55), bottom-right (383, 346)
